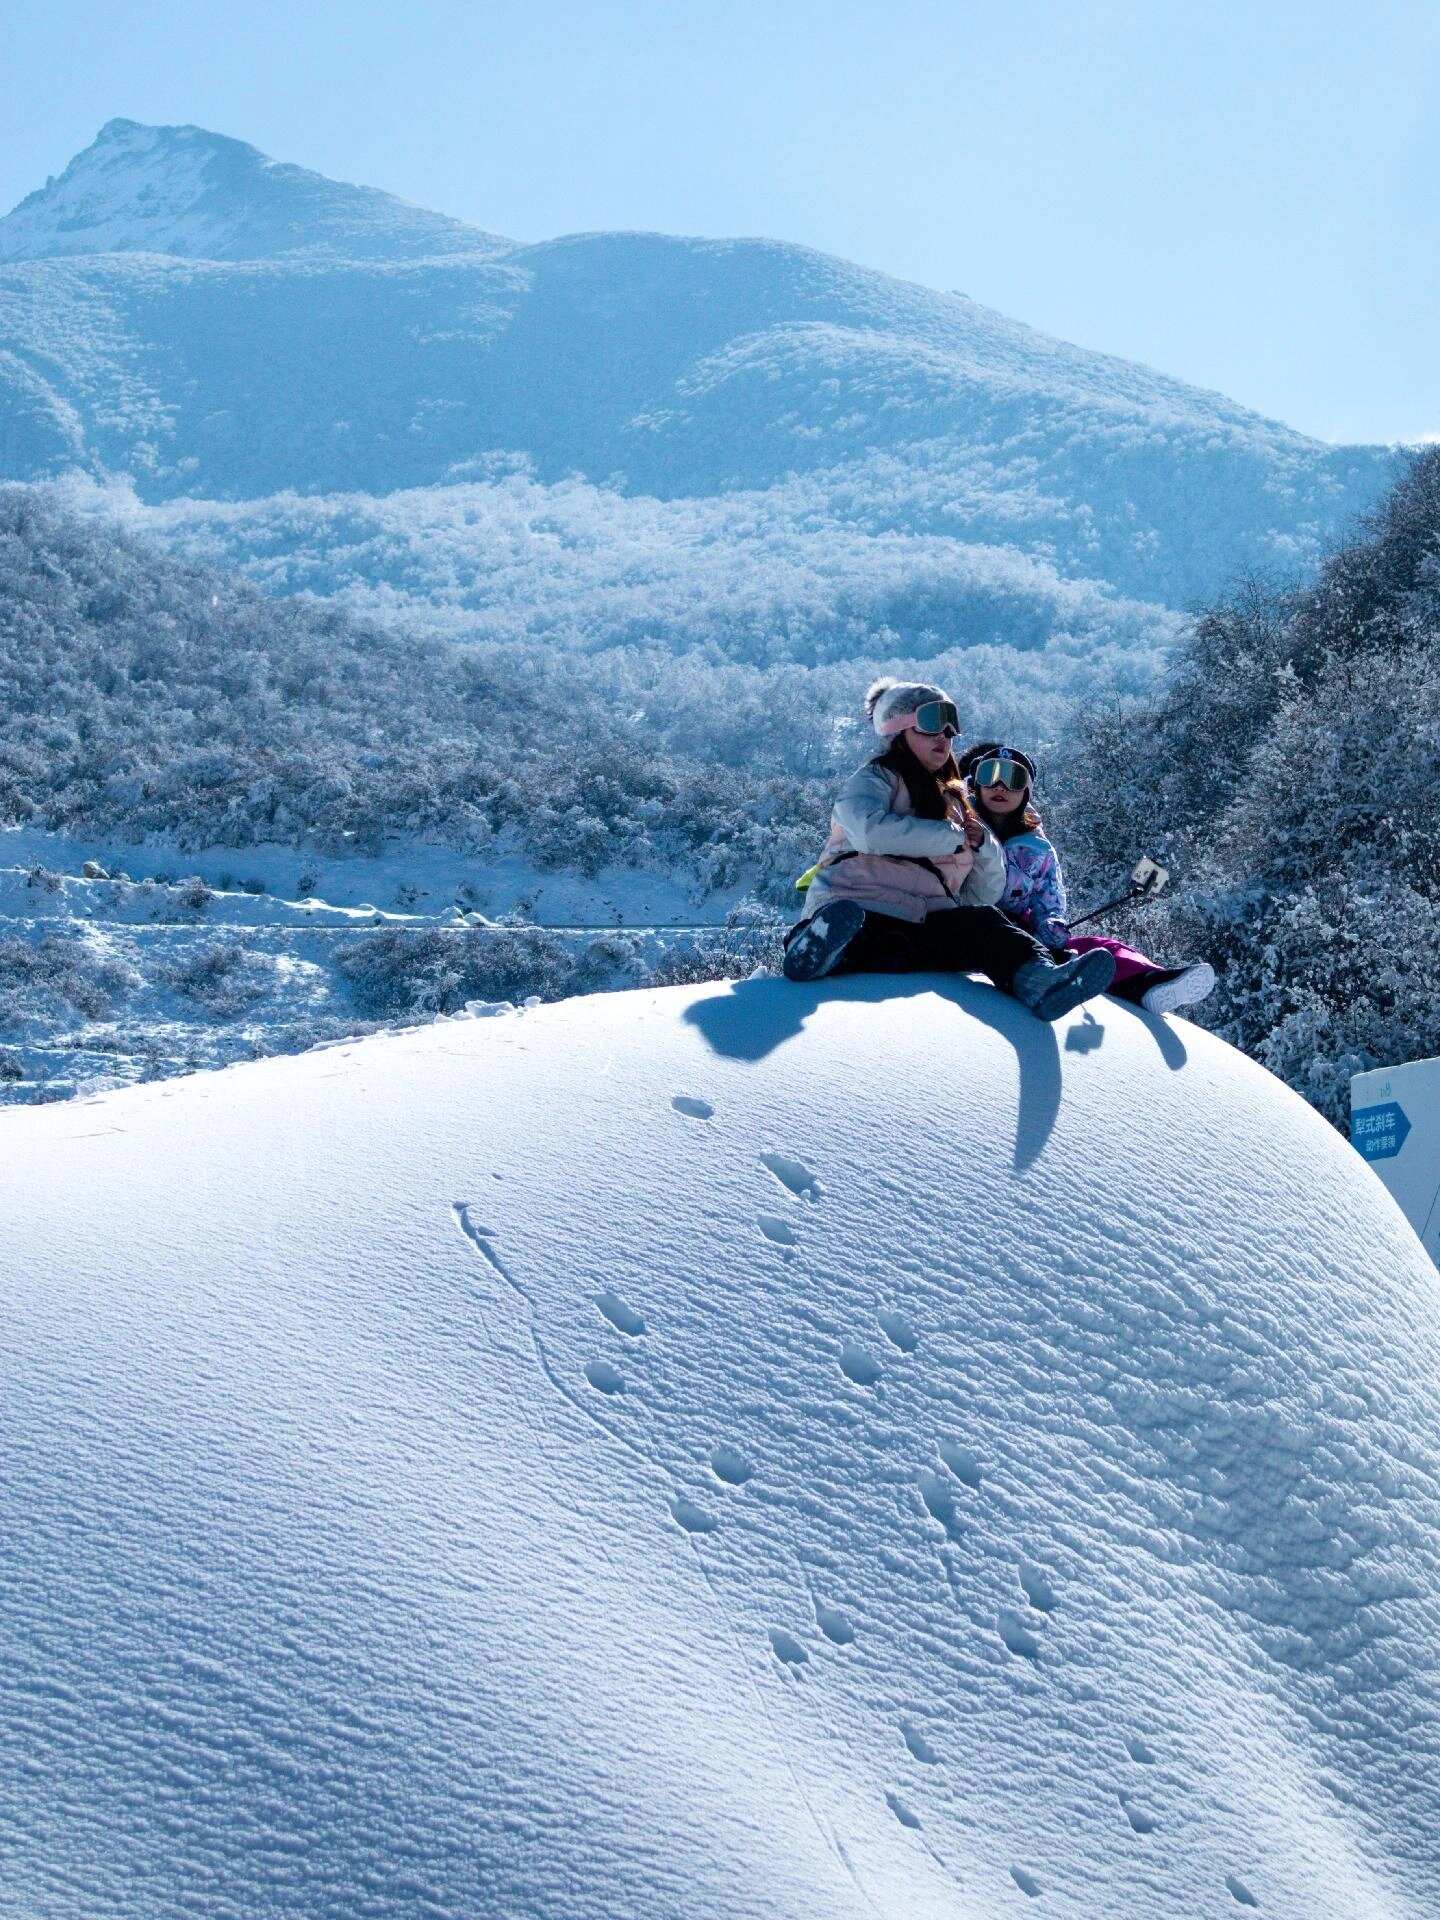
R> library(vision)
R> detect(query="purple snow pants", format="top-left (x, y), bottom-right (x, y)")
top-left (1066, 934), bottom-right (1154, 999)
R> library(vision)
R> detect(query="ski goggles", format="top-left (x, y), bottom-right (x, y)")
top-left (970, 756), bottom-right (1030, 792)
top-left (908, 699), bottom-right (960, 738)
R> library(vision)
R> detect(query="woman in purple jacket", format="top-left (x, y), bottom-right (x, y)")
top-left (958, 742), bottom-right (1215, 1016)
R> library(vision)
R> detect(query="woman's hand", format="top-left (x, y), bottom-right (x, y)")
top-left (962, 815), bottom-right (986, 850)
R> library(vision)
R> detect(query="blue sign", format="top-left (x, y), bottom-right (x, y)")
top-left (1351, 1101), bottom-right (1411, 1161)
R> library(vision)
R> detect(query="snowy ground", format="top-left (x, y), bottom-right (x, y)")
top-left (3, 977), bottom-right (1438, 1917)
top-left (0, 821), bottom-right (751, 923)
top-left (0, 824), bottom-right (765, 1099)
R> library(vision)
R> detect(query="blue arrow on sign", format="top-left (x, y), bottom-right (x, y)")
top-left (1351, 1101), bottom-right (1412, 1161)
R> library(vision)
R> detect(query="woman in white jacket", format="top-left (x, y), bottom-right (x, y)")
top-left (782, 679), bottom-right (1115, 1023)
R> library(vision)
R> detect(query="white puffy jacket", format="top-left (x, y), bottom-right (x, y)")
top-left (800, 757), bottom-right (1006, 924)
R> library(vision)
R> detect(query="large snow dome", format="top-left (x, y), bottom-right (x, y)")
top-left (4, 977), bottom-right (1438, 1918)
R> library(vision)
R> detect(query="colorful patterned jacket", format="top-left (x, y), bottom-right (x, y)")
top-left (998, 829), bottom-right (1071, 950)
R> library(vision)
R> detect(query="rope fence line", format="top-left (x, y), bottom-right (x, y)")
top-left (24, 918), bottom-right (788, 937)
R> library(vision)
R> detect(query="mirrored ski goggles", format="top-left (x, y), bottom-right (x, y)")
top-left (971, 756), bottom-right (1030, 791)
top-left (909, 699), bottom-right (960, 738)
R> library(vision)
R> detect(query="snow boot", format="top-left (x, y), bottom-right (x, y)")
top-left (1012, 947), bottom-right (1116, 1022)
top-left (782, 900), bottom-right (865, 982)
top-left (1139, 961), bottom-right (1216, 1015)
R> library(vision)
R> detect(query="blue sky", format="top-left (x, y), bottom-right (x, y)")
top-left (6, 0), bottom-right (1437, 443)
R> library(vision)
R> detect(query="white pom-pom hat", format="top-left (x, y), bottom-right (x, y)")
top-left (863, 677), bottom-right (955, 739)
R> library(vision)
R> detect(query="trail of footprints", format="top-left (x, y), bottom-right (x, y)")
top-left (464, 1093), bottom-right (1260, 1910)
top-left (577, 1090), bottom-right (903, 1672)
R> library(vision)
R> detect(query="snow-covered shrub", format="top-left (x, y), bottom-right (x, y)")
top-left (527, 803), bottom-right (615, 876)
top-left (176, 877), bottom-right (215, 914)
top-left (0, 935), bottom-right (140, 1033)
top-left (164, 944), bottom-right (272, 1017)
top-left (648, 927), bottom-right (784, 987)
top-left (334, 928), bottom-right (579, 1018)
top-left (572, 933), bottom-right (645, 995)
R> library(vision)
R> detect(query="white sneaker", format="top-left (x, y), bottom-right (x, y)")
top-left (1140, 962), bottom-right (1215, 1015)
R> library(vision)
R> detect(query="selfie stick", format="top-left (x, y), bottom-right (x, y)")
top-left (1066, 857), bottom-right (1169, 933)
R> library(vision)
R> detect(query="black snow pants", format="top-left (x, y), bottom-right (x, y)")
top-left (828, 904), bottom-right (1048, 989)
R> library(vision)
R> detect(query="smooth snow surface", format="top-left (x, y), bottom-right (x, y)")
top-left (4, 978), bottom-right (1439, 1917)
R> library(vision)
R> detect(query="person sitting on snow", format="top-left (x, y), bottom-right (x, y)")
top-left (958, 741), bottom-right (1215, 1016)
top-left (780, 679), bottom-right (1115, 1022)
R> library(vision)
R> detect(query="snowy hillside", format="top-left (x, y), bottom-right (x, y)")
top-left (4, 980), bottom-right (1438, 1916)
top-left (0, 123), bottom-right (1395, 619)
top-left (0, 819), bottom-right (769, 1100)
top-left (0, 118), bottom-right (513, 263)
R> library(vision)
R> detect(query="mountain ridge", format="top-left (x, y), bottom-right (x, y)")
top-left (0, 121), bottom-right (1399, 625)
top-left (0, 118), bottom-right (515, 264)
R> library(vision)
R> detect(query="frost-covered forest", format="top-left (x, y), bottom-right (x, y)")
top-left (0, 488), bottom-right (833, 881)
top-left (1057, 446), bottom-right (1440, 1130)
top-left (0, 483), bottom-right (1173, 883)
top-left (55, 466), bottom-right (1186, 679)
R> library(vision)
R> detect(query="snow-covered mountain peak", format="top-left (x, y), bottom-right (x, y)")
top-left (0, 119), bottom-right (1397, 625)
top-left (0, 118), bottom-right (515, 264)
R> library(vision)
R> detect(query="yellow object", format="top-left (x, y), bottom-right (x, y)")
top-left (795, 862), bottom-right (823, 893)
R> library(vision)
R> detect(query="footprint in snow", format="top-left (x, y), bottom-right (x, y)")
top-left (900, 1721), bottom-right (940, 1765)
top-left (760, 1150), bottom-right (821, 1200)
top-left (839, 1342), bottom-right (882, 1387)
top-left (917, 1473), bottom-right (966, 1544)
top-left (584, 1360), bottom-right (626, 1395)
top-left (710, 1445), bottom-right (754, 1485)
top-left (768, 1628), bottom-right (808, 1667)
top-left (594, 1292), bottom-right (646, 1337)
top-left (670, 1497), bottom-right (719, 1534)
top-left (1118, 1791), bottom-right (1158, 1833)
top-left (1125, 1735), bottom-right (1157, 1765)
top-left (672, 1095), bottom-right (714, 1120)
top-left (937, 1439), bottom-right (983, 1487)
top-left (1011, 1868), bottom-right (1042, 1898)
top-left (758, 1214), bottom-right (798, 1247)
top-left (1018, 1562), bottom-right (1057, 1612)
top-left (815, 1603), bottom-right (855, 1645)
top-left (886, 1791), bottom-right (922, 1830)
top-left (1226, 1875), bottom-right (1259, 1907)
top-left (877, 1309), bottom-right (918, 1353)
top-left (997, 1612), bottom-right (1040, 1661)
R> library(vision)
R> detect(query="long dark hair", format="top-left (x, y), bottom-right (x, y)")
top-left (876, 736), bottom-right (970, 821)
top-left (959, 739), bottom-right (1043, 842)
